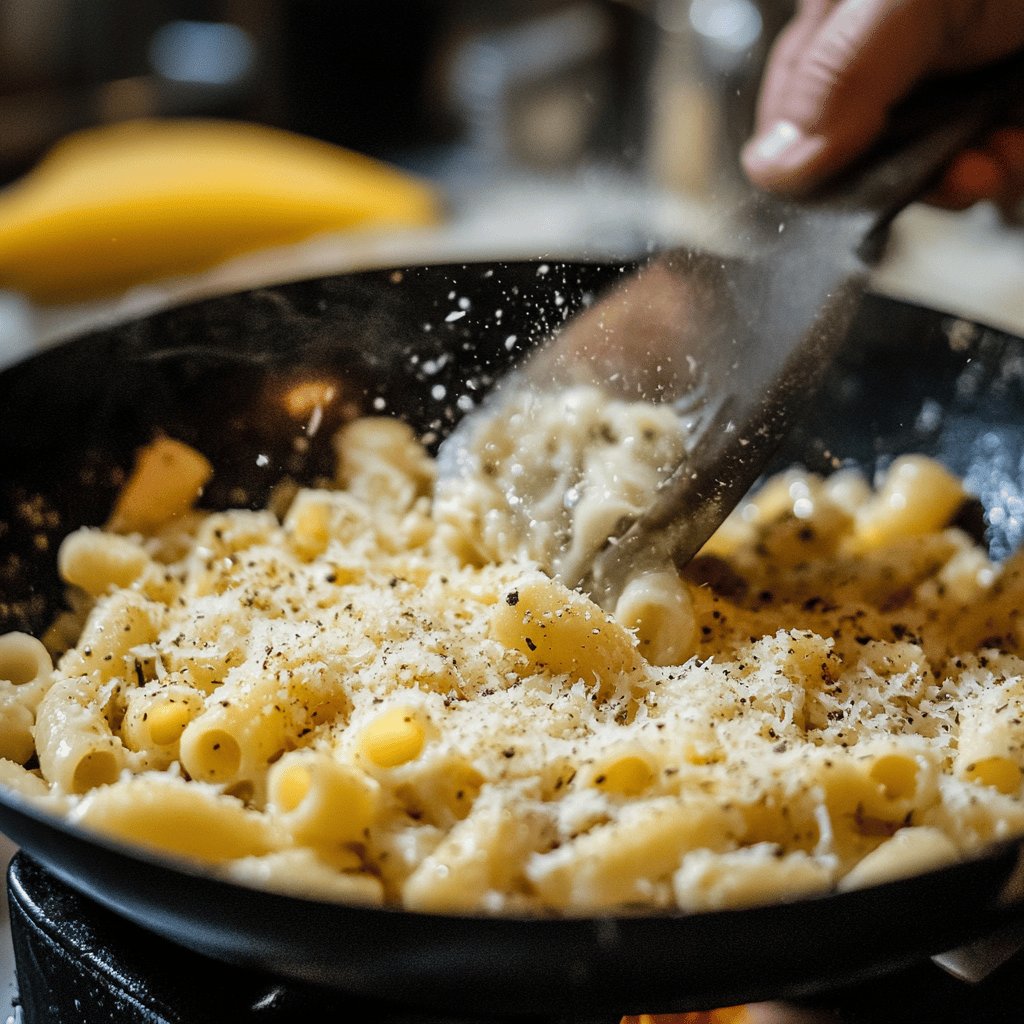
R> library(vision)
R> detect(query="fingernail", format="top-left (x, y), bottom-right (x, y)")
top-left (742, 120), bottom-right (829, 190)
top-left (746, 120), bottom-right (806, 164)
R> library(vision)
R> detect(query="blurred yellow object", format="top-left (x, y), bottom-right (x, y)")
top-left (0, 119), bottom-right (441, 303)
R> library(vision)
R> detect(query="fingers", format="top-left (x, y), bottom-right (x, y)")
top-left (753, 0), bottom-right (835, 136)
top-left (991, 127), bottom-right (1024, 211)
top-left (743, 0), bottom-right (1024, 200)
top-left (930, 151), bottom-right (1005, 210)
top-left (929, 127), bottom-right (1024, 211)
top-left (742, 0), bottom-right (946, 195)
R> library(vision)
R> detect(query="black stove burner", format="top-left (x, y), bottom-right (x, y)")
top-left (8, 853), bottom-right (606, 1024)
top-left (7, 851), bottom-right (1024, 1024)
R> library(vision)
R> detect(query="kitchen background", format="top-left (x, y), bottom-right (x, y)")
top-left (0, 0), bottom-right (1020, 355)
top-left (0, 0), bottom-right (778, 184)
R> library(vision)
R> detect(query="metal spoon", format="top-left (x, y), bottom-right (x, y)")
top-left (439, 53), bottom-right (1024, 608)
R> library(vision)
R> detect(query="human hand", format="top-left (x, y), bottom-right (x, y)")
top-left (741, 0), bottom-right (1024, 210)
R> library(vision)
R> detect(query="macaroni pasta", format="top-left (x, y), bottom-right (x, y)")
top-left (3, 398), bottom-right (1024, 915)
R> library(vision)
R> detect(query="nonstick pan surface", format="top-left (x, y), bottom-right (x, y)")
top-left (2, 259), bottom-right (1024, 1017)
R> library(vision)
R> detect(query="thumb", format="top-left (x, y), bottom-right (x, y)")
top-left (742, 0), bottom-right (945, 195)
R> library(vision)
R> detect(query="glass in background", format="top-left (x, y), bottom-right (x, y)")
top-left (644, 0), bottom-right (792, 205)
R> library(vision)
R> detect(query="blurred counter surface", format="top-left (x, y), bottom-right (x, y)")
top-left (0, 168), bottom-right (1021, 368)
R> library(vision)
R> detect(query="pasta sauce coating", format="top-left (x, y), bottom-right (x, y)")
top-left (4, 407), bottom-right (1024, 914)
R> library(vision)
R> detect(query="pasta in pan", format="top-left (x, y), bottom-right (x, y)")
top-left (4, 391), bottom-right (1024, 915)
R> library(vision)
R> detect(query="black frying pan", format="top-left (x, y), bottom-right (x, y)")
top-left (2, 260), bottom-right (1024, 1017)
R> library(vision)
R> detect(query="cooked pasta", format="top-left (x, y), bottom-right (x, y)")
top-left (0, 632), bottom-right (52, 765)
top-left (3, 396), bottom-right (1024, 915)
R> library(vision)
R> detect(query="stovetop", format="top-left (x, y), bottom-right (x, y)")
top-left (5, 851), bottom-right (1024, 1024)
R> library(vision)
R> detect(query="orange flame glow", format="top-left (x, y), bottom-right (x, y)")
top-left (622, 1008), bottom-right (749, 1024)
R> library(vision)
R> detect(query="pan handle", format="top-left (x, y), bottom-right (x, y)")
top-left (932, 922), bottom-right (1024, 984)
top-left (934, 840), bottom-right (1024, 983)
